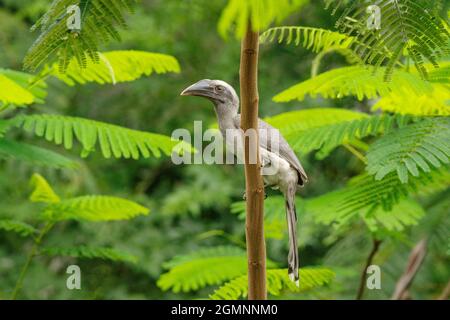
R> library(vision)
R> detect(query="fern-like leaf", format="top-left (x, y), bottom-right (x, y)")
top-left (266, 107), bottom-right (368, 135)
top-left (24, 0), bottom-right (138, 71)
top-left (266, 109), bottom-right (414, 159)
top-left (273, 66), bottom-right (434, 102)
top-left (0, 220), bottom-right (37, 237)
top-left (373, 83), bottom-right (450, 116)
top-left (218, 0), bottom-right (309, 38)
top-left (0, 139), bottom-right (77, 169)
top-left (50, 50), bottom-right (180, 85)
top-left (367, 118), bottom-right (450, 183)
top-left (9, 114), bottom-right (191, 159)
top-left (0, 74), bottom-right (36, 106)
top-left (309, 169), bottom-right (450, 229)
top-left (326, 0), bottom-right (450, 80)
top-left (362, 199), bottom-right (426, 233)
top-left (260, 26), bottom-right (353, 52)
top-left (42, 195), bottom-right (149, 221)
top-left (41, 246), bottom-right (137, 264)
top-left (29, 173), bottom-right (61, 204)
top-left (210, 267), bottom-right (335, 300)
top-left (157, 246), bottom-right (269, 293)
top-left (0, 69), bottom-right (47, 106)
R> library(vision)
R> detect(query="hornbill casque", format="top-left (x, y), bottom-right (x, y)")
top-left (181, 79), bottom-right (308, 285)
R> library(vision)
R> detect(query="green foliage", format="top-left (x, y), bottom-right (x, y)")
top-left (361, 199), bottom-right (425, 233)
top-left (50, 50), bottom-right (180, 85)
top-left (428, 62), bottom-right (450, 83)
top-left (157, 246), bottom-right (252, 293)
top-left (326, 0), bottom-right (450, 80)
top-left (210, 268), bottom-right (335, 300)
top-left (29, 173), bottom-right (149, 222)
top-left (24, 0), bottom-right (138, 71)
top-left (43, 195), bottom-right (149, 221)
top-left (0, 139), bottom-right (77, 169)
top-left (41, 246), bottom-right (138, 264)
top-left (0, 121), bottom-right (9, 136)
top-left (260, 26), bottom-right (353, 52)
top-left (367, 118), bottom-right (450, 183)
top-left (0, 220), bottom-right (37, 237)
top-left (373, 83), bottom-right (450, 116)
top-left (10, 114), bottom-right (187, 159)
top-left (218, 0), bottom-right (309, 38)
top-left (309, 169), bottom-right (450, 229)
top-left (29, 173), bottom-right (61, 204)
top-left (160, 166), bottom-right (235, 217)
top-left (273, 66), bottom-right (434, 102)
top-left (268, 109), bottom-right (413, 159)
top-left (1, 0), bottom-right (448, 300)
top-left (0, 69), bottom-right (48, 104)
top-left (0, 70), bottom-right (36, 106)
top-left (157, 247), bottom-right (334, 299)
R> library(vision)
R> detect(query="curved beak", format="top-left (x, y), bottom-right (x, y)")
top-left (180, 79), bottom-right (215, 100)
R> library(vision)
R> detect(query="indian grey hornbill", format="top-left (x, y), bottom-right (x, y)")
top-left (181, 79), bottom-right (308, 285)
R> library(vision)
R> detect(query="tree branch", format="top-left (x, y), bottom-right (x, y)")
top-left (391, 238), bottom-right (428, 300)
top-left (438, 280), bottom-right (450, 300)
top-left (356, 238), bottom-right (382, 300)
top-left (240, 21), bottom-right (267, 300)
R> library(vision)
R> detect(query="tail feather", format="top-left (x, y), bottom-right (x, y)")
top-left (285, 185), bottom-right (299, 286)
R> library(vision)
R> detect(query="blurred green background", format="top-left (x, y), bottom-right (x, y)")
top-left (0, 0), bottom-right (448, 300)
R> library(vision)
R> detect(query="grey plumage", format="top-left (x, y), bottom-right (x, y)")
top-left (181, 79), bottom-right (308, 285)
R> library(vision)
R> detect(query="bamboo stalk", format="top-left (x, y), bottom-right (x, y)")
top-left (239, 21), bottom-right (267, 300)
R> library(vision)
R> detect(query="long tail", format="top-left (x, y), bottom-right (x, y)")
top-left (285, 184), bottom-right (299, 286)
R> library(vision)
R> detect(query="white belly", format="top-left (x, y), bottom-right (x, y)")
top-left (260, 148), bottom-right (298, 193)
top-left (223, 128), bottom-right (298, 193)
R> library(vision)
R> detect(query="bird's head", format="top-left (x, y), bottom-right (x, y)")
top-left (181, 79), bottom-right (239, 114)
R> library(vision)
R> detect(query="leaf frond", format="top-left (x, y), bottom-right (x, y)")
top-left (367, 118), bottom-right (450, 182)
top-left (267, 109), bottom-right (414, 159)
top-left (10, 114), bottom-right (190, 159)
top-left (273, 66), bottom-right (435, 103)
top-left (218, 0), bottom-right (309, 38)
top-left (51, 50), bottom-right (180, 85)
top-left (260, 26), bottom-right (354, 52)
top-left (24, 0), bottom-right (139, 71)
top-left (43, 195), bottom-right (149, 221)
top-left (157, 246), bottom-right (256, 293)
top-left (210, 267), bottom-right (335, 300)
top-left (0, 220), bottom-right (37, 237)
top-left (29, 173), bottom-right (61, 204)
top-left (0, 139), bottom-right (77, 169)
top-left (309, 168), bottom-right (450, 229)
top-left (41, 246), bottom-right (138, 263)
top-left (326, 0), bottom-right (450, 80)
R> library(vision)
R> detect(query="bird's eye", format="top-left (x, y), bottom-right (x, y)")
top-left (216, 85), bottom-right (224, 92)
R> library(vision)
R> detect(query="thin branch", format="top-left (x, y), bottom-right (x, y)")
top-left (240, 20), bottom-right (267, 300)
top-left (343, 143), bottom-right (367, 164)
top-left (438, 280), bottom-right (450, 300)
top-left (391, 238), bottom-right (428, 300)
top-left (356, 238), bottom-right (382, 300)
top-left (11, 222), bottom-right (54, 299)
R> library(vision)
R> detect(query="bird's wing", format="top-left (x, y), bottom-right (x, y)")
top-left (233, 115), bottom-right (308, 186)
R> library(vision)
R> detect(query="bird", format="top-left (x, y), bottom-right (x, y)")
top-left (181, 79), bottom-right (308, 285)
